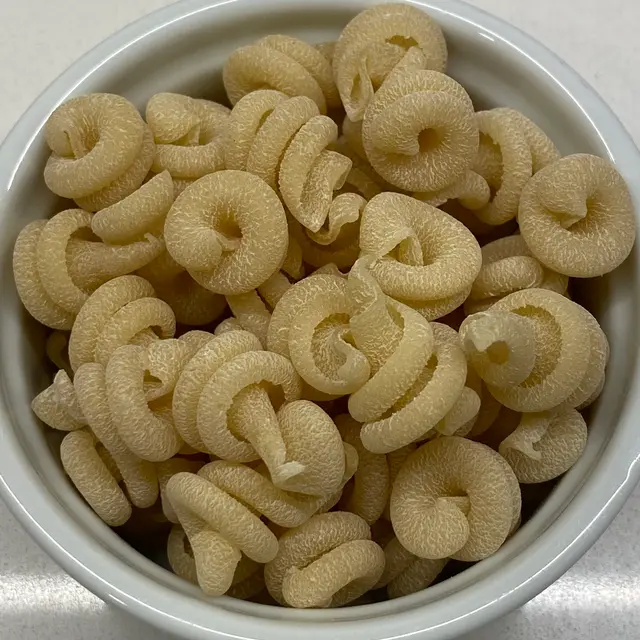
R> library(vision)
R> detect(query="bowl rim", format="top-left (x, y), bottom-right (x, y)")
top-left (1, 0), bottom-right (640, 639)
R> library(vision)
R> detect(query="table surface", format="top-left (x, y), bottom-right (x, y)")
top-left (1, 1), bottom-right (639, 639)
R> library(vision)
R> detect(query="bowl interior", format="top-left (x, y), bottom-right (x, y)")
top-left (0, 0), bottom-right (638, 638)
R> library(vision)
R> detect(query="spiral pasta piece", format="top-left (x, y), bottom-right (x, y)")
top-left (518, 154), bottom-right (636, 277)
top-left (74, 362), bottom-right (159, 511)
top-left (265, 512), bottom-right (385, 608)
top-left (105, 338), bottom-right (200, 461)
top-left (44, 93), bottom-right (147, 200)
top-left (333, 3), bottom-right (447, 122)
top-left (464, 234), bottom-right (569, 315)
top-left (336, 414), bottom-right (389, 525)
top-left (361, 61), bottom-right (477, 192)
top-left (157, 457), bottom-right (206, 523)
top-left (359, 192), bottom-right (481, 320)
top-left (471, 108), bottom-right (533, 226)
top-left (68, 275), bottom-right (170, 370)
top-left (32, 369), bottom-right (86, 432)
top-left (461, 289), bottom-right (594, 411)
top-left (74, 125), bottom-right (156, 212)
top-left (60, 429), bottom-right (134, 526)
top-left (375, 536), bottom-right (447, 599)
top-left (146, 93), bottom-right (230, 179)
top-left (267, 274), bottom-right (370, 396)
top-left (499, 408), bottom-right (588, 483)
top-left (164, 170), bottom-right (288, 295)
top-left (359, 323), bottom-right (468, 453)
top-left (414, 170), bottom-right (491, 211)
top-left (223, 35), bottom-right (335, 114)
top-left (46, 331), bottom-right (72, 377)
top-left (165, 465), bottom-right (280, 596)
top-left (391, 436), bottom-right (521, 561)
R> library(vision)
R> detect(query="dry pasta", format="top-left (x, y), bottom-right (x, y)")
top-left (333, 3), bottom-right (447, 121)
top-left (32, 369), bottom-right (86, 432)
top-left (264, 511), bottom-right (385, 608)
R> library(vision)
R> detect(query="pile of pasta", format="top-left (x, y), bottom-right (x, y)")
top-left (13, 3), bottom-right (635, 608)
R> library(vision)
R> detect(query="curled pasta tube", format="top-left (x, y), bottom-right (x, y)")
top-left (91, 170), bottom-right (173, 244)
top-left (359, 323), bottom-right (468, 454)
top-left (164, 170), bottom-right (288, 295)
top-left (462, 289), bottom-right (594, 412)
top-left (105, 339), bottom-right (198, 461)
top-left (223, 36), bottom-right (333, 114)
top-left (32, 369), bottom-right (87, 432)
top-left (157, 457), bottom-right (205, 523)
top-left (361, 63), bottom-right (477, 192)
top-left (13, 221), bottom-right (75, 330)
top-left (391, 436), bottom-right (521, 562)
top-left (265, 512), bottom-right (385, 608)
top-left (68, 275), bottom-right (170, 371)
top-left (414, 170), bottom-right (491, 211)
top-left (471, 108), bottom-right (533, 226)
top-left (464, 234), bottom-right (568, 315)
top-left (165, 465), bottom-right (280, 596)
top-left (196, 351), bottom-right (333, 490)
top-left (75, 125), bottom-right (156, 212)
top-left (359, 192), bottom-right (481, 319)
top-left (214, 317), bottom-right (244, 336)
top-left (347, 256), bottom-right (434, 422)
top-left (375, 536), bottom-right (447, 599)
top-left (138, 251), bottom-right (227, 327)
top-left (60, 429), bottom-right (133, 526)
top-left (172, 330), bottom-right (263, 453)
top-left (267, 274), bottom-right (370, 396)
top-left (336, 414), bottom-right (389, 525)
top-left (518, 154), bottom-right (636, 277)
top-left (146, 93), bottom-right (230, 179)
top-left (74, 362), bottom-right (158, 512)
top-left (44, 93), bottom-right (146, 200)
top-left (333, 3), bottom-right (447, 121)
top-left (383, 444), bottom-right (416, 521)
top-left (499, 408), bottom-right (588, 483)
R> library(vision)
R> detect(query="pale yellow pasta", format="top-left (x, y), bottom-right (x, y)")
top-left (391, 436), bottom-right (520, 561)
top-left (165, 465), bottom-right (280, 596)
top-left (518, 154), bottom-right (636, 277)
top-left (164, 170), bottom-right (288, 295)
top-left (361, 62), bottom-right (477, 192)
top-left (91, 170), bottom-right (173, 244)
top-left (32, 369), bottom-right (86, 432)
top-left (74, 362), bottom-right (159, 510)
top-left (434, 385), bottom-right (481, 437)
top-left (156, 457), bottom-right (205, 523)
top-left (75, 126), bottom-right (156, 212)
top-left (44, 93), bottom-right (146, 200)
top-left (146, 93), bottom-right (230, 179)
top-left (359, 323), bottom-right (468, 453)
top-left (359, 192), bottom-right (481, 319)
top-left (499, 408), bottom-right (588, 483)
top-left (172, 330), bottom-right (263, 453)
top-left (383, 444), bottom-right (416, 521)
top-left (375, 536), bottom-right (447, 599)
top-left (333, 3), bottom-right (447, 121)
top-left (68, 275), bottom-right (175, 371)
top-left (13, 221), bottom-right (75, 330)
top-left (265, 511), bottom-right (385, 608)
top-left (315, 41), bottom-right (336, 65)
top-left (462, 289), bottom-right (594, 412)
top-left (464, 234), bottom-right (569, 315)
top-left (471, 108), bottom-right (533, 226)
top-left (223, 36), bottom-right (331, 114)
top-left (214, 317), bottom-right (244, 336)
top-left (336, 414), bottom-right (389, 525)
top-left (60, 429), bottom-right (133, 526)
top-left (105, 339), bottom-right (198, 461)
top-left (267, 274), bottom-right (370, 396)
top-left (414, 170), bottom-right (491, 211)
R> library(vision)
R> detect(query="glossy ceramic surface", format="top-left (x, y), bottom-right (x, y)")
top-left (0, 1), bottom-right (639, 639)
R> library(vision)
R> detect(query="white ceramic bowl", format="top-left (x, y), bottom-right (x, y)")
top-left (1, 1), bottom-right (639, 639)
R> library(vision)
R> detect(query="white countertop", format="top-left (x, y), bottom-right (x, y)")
top-left (1, 1), bottom-right (639, 639)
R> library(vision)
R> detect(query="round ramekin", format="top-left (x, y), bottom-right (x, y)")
top-left (0, 1), bottom-right (639, 639)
